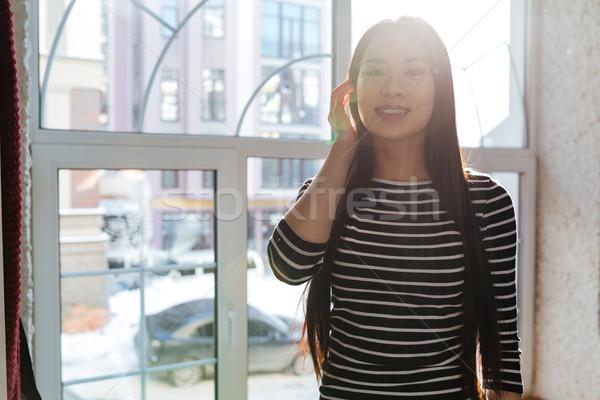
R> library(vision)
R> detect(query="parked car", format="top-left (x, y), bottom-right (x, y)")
top-left (135, 299), bottom-right (310, 387)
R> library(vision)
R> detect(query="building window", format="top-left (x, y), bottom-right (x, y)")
top-left (161, 170), bottom-right (178, 189)
top-left (202, 170), bottom-right (215, 189)
top-left (162, 0), bottom-right (178, 38)
top-left (302, 6), bottom-right (319, 55)
top-left (161, 211), bottom-right (213, 255)
top-left (261, 158), bottom-right (321, 189)
top-left (203, 0), bottom-right (225, 38)
top-left (201, 68), bottom-right (225, 121)
top-left (161, 70), bottom-right (179, 122)
top-left (261, 1), bottom-right (320, 59)
top-left (260, 67), bottom-right (319, 125)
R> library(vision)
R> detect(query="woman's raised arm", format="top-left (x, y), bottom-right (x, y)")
top-left (283, 80), bottom-right (358, 243)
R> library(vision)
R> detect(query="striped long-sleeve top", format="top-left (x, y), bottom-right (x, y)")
top-left (267, 172), bottom-right (523, 399)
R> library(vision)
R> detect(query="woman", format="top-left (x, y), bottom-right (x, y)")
top-left (268, 17), bottom-right (523, 400)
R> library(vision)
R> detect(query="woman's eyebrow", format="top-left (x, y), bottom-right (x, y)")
top-left (363, 57), bottom-right (386, 64)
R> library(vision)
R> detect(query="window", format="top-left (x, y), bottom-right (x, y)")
top-left (39, 0), bottom-right (331, 137)
top-left (161, 170), bottom-right (178, 188)
top-left (162, 211), bottom-right (214, 258)
top-left (201, 68), bottom-right (225, 121)
top-left (160, 70), bottom-right (179, 122)
top-left (162, 0), bottom-right (178, 38)
top-left (54, 168), bottom-right (217, 398)
top-left (202, 170), bottom-right (215, 189)
top-left (46, 0), bottom-right (65, 51)
top-left (260, 158), bottom-right (322, 189)
top-left (260, 67), bottom-right (320, 127)
top-left (32, 1), bottom-right (534, 398)
top-left (261, 1), bottom-right (320, 59)
top-left (203, 0), bottom-right (225, 38)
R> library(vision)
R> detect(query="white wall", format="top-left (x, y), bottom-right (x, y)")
top-left (532, 0), bottom-right (600, 398)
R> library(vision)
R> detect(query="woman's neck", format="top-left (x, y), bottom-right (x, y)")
top-left (371, 134), bottom-right (429, 181)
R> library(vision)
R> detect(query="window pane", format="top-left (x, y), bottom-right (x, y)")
top-left (144, 285), bottom-right (217, 392)
top-left (262, 8), bottom-right (280, 58)
top-left (60, 275), bottom-right (140, 380)
top-left (202, 68), bottom-right (225, 122)
top-left (203, 0), bottom-right (225, 39)
top-left (39, 0), bottom-right (332, 140)
top-left (246, 157), bottom-right (323, 399)
top-left (162, 0), bottom-right (178, 38)
top-left (161, 170), bottom-right (178, 189)
top-left (260, 68), bottom-right (322, 134)
top-left (161, 70), bottom-right (179, 122)
top-left (351, 0), bottom-right (525, 148)
top-left (63, 376), bottom-right (139, 399)
top-left (146, 371), bottom-right (215, 399)
top-left (303, 8), bottom-right (320, 56)
top-left (58, 168), bottom-right (216, 397)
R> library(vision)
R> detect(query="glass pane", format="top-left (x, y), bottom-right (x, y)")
top-left (351, 0), bottom-right (525, 148)
top-left (146, 370), bottom-right (215, 399)
top-left (63, 371), bottom-right (217, 400)
top-left (203, 0), bottom-right (225, 39)
top-left (61, 275), bottom-right (140, 381)
top-left (39, 0), bottom-right (332, 139)
top-left (59, 168), bottom-right (216, 398)
top-left (143, 270), bottom-right (216, 394)
top-left (247, 158), bottom-right (322, 399)
top-left (63, 376), bottom-right (139, 399)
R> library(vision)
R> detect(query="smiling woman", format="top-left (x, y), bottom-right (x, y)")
top-left (269, 17), bottom-right (524, 400)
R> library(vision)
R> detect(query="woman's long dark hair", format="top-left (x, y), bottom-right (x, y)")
top-left (301, 17), bottom-right (503, 399)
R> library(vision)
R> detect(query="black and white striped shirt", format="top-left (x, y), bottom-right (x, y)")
top-left (268, 172), bottom-right (523, 399)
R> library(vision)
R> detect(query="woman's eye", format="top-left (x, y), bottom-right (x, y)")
top-left (365, 70), bottom-right (384, 77)
top-left (406, 69), bottom-right (426, 76)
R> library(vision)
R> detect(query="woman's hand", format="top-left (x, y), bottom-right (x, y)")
top-left (283, 81), bottom-right (359, 239)
top-left (328, 80), bottom-right (358, 152)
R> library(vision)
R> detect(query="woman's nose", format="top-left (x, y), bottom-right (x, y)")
top-left (380, 78), bottom-right (405, 97)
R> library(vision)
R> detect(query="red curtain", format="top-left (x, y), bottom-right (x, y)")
top-left (0, 0), bottom-right (23, 398)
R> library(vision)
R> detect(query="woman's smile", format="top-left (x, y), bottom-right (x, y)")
top-left (374, 105), bottom-right (411, 120)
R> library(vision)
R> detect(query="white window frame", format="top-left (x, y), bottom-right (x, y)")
top-left (28, 0), bottom-right (535, 398)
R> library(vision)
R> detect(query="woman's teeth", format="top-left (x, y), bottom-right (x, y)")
top-left (378, 108), bottom-right (408, 115)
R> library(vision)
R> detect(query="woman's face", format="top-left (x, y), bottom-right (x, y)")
top-left (355, 32), bottom-right (435, 143)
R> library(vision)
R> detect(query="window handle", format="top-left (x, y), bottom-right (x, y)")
top-left (228, 310), bottom-right (236, 348)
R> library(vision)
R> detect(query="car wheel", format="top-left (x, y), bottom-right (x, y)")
top-left (168, 359), bottom-right (204, 387)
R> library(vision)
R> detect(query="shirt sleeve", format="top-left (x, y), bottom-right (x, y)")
top-left (480, 179), bottom-right (524, 394)
top-left (267, 179), bottom-right (328, 285)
